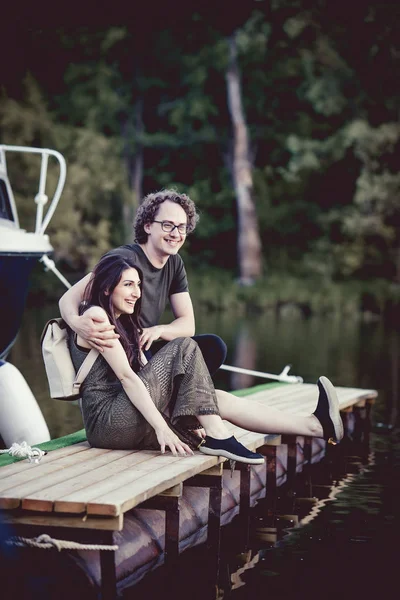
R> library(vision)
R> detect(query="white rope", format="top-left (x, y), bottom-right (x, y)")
top-left (6, 534), bottom-right (118, 552)
top-left (40, 255), bottom-right (72, 289)
top-left (0, 442), bottom-right (47, 463)
top-left (220, 363), bottom-right (303, 383)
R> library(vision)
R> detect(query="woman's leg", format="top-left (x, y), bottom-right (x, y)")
top-left (142, 338), bottom-right (342, 462)
top-left (214, 390), bottom-right (323, 437)
top-left (196, 397), bottom-right (321, 438)
top-left (198, 376), bottom-right (343, 442)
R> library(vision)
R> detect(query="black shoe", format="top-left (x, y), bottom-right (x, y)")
top-left (313, 376), bottom-right (344, 445)
top-left (199, 435), bottom-right (265, 464)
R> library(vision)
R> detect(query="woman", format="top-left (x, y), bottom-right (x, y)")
top-left (69, 254), bottom-right (343, 464)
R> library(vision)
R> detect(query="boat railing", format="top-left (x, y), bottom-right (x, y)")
top-left (0, 145), bottom-right (67, 235)
top-left (0, 146), bottom-right (303, 383)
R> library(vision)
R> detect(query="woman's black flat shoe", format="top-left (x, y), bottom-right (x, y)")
top-left (313, 376), bottom-right (344, 444)
top-left (199, 435), bottom-right (265, 464)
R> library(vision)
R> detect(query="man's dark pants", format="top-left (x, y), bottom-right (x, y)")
top-left (147, 334), bottom-right (227, 376)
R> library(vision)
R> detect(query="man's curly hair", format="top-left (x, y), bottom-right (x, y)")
top-left (134, 190), bottom-right (200, 244)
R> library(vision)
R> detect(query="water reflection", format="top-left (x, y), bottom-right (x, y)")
top-left (230, 323), bottom-right (257, 390)
top-left (7, 303), bottom-right (400, 438)
top-left (4, 303), bottom-right (400, 600)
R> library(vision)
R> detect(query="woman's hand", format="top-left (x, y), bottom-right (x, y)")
top-left (155, 425), bottom-right (194, 456)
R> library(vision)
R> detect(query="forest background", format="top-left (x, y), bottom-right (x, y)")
top-left (1, 0), bottom-right (400, 320)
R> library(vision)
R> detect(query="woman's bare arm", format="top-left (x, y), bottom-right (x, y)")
top-left (77, 308), bottom-right (191, 456)
top-left (104, 340), bottom-right (192, 455)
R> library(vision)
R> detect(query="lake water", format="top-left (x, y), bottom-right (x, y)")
top-left (8, 302), bottom-right (399, 438)
top-left (6, 301), bottom-right (400, 599)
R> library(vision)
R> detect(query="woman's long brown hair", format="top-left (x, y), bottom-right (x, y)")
top-left (81, 254), bottom-right (144, 372)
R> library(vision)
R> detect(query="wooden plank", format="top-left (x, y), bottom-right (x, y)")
top-left (246, 383), bottom-right (377, 404)
top-left (198, 463), bottom-right (223, 476)
top-left (245, 384), bottom-right (304, 402)
top-left (0, 448), bottom-right (115, 510)
top-left (244, 385), bottom-right (377, 414)
top-left (354, 399), bottom-right (366, 407)
top-left (234, 431), bottom-right (281, 449)
top-left (0, 510), bottom-right (123, 531)
top-left (20, 451), bottom-right (158, 513)
top-left (0, 448), bottom-right (125, 509)
top-left (0, 442), bottom-right (90, 481)
top-left (245, 384), bottom-right (377, 408)
top-left (85, 453), bottom-right (223, 516)
top-left (0, 383), bottom-right (376, 519)
top-left (53, 451), bottom-right (183, 514)
top-left (0, 446), bottom-right (112, 494)
top-left (158, 483), bottom-right (183, 497)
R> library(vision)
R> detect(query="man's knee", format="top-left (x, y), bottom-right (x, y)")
top-left (192, 334), bottom-right (227, 376)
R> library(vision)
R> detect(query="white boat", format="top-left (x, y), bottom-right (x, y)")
top-left (0, 145), bottom-right (67, 446)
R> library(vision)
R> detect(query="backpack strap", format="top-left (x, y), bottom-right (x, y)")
top-left (73, 349), bottom-right (99, 391)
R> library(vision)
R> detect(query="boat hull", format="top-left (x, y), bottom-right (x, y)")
top-left (0, 360), bottom-right (50, 446)
top-left (0, 254), bottom-right (44, 359)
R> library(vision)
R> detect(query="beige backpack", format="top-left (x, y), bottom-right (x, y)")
top-left (41, 318), bottom-right (98, 401)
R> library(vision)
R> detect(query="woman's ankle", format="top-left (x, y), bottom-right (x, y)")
top-left (202, 425), bottom-right (231, 439)
top-left (198, 416), bottom-right (230, 439)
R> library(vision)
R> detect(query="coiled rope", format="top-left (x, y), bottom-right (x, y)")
top-left (6, 534), bottom-right (118, 552)
top-left (0, 441), bottom-right (47, 463)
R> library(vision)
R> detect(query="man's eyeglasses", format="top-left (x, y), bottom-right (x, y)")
top-left (153, 220), bottom-right (189, 235)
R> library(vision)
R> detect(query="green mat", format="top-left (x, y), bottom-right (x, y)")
top-left (0, 381), bottom-right (286, 468)
top-left (0, 429), bottom-right (87, 468)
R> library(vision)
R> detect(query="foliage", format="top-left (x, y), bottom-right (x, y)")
top-left (1, 1), bottom-right (400, 302)
top-left (0, 76), bottom-right (128, 271)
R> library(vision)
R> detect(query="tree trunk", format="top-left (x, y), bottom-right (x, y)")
top-left (226, 32), bottom-right (262, 284)
top-left (394, 243), bottom-right (400, 284)
top-left (122, 95), bottom-right (143, 243)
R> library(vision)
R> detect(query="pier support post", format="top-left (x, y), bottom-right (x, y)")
top-left (99, 535), bottom-right (117, 600)
top-left (258, 442), bottom-right (279, 522)
top-left (140, 483), bottom-right (183, 566)
top-left (184, 464), bottom-right (223, 598)
top-left (221, 461), bottom-right (252, 549)
top-left (303, 436), bottom-right (312, 466)
top-left (184, 464), bottom-right (223, 554)
top-left (239, 463), bottom-right (252, 534)
top-left (281, 435), bottom-right (298, 514)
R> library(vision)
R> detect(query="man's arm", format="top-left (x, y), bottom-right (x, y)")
top-left (59, 274), bottom-right (118, 350)
top-left (139, 291), bottom-right (195, 351)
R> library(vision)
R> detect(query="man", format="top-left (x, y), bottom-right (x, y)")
top-left (59, 189), bottom-right (227, 375)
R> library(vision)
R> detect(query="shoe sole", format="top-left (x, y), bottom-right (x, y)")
top-left (199, 445), bottom-right (265, 465)
top-left (318, 376), bottom-right (344, 443)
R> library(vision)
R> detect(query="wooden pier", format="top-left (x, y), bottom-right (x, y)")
top-left (0, 382), bottom-right (376, 599)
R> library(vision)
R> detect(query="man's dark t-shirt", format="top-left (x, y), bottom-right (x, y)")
top-left (104, 244), bottom-right (188, 329)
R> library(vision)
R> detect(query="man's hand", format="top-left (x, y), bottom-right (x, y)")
top-left (140, 326), bottom-right (164, 351)
top-left (72, 309), bottom-right (119, 352)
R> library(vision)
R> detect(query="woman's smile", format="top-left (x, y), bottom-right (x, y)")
top-left (111, 267), bottom-right (141, 317)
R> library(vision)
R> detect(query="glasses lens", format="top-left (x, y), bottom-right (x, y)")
top-left (161, 222), bottom-right (173, 232)
top-left (159, 222), bottom-right (188, 234)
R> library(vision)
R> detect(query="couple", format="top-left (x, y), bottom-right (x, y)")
top-left (61, 190), bottom-right (344, 464)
